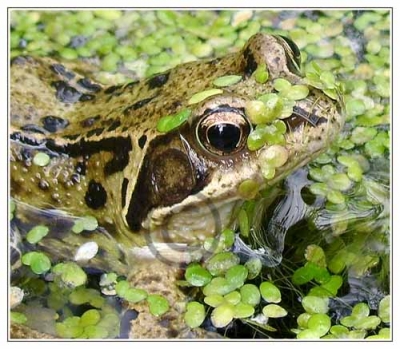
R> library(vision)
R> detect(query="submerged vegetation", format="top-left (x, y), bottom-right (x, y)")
top-left (9, 9), bottom-right (390, 339)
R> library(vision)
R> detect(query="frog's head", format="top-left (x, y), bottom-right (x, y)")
top-left (124, 33), bottom-right (344, 246)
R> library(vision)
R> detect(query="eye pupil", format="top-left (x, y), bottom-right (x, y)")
top-left (207, 123), bottom-right (241, 153)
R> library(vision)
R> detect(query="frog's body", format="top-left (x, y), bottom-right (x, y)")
top-left (10, 33), bottom-right (344, 339)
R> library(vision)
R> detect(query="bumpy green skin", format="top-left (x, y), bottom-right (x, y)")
top-left (10, 33), bottom-right (343, 339)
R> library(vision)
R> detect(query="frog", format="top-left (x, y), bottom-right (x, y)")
top-left (9, 33), bottom-right (344, 339)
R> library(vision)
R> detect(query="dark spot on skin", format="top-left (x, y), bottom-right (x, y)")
top-left (64, 134), bottom-right (80, 141)
top-left (138, 135), bottom-right (147, 149)
top-left (51, 81), bottom-right (82, 103)
top-left (81, 115), bottom-right (101, 128)
top-left (86, 127), bottom-right (105, 138)
top-left (104, 85), bottom-right (123, 94)
top-left (121, 178), bottom-right (129, 208)
top-left (20, 148), bottom-right (33, 161)
top-left (75, 162), bottom-right (87, 175)
top-left (79, 94), bottom-right (96, 102)
top-left (124, 81), bottom-right (139, 89)
top-left (123, 96), bottom-right (155, 115)
top-left (50, 64), bottom-right (75, 80)
top-left (10, 132), bottom-right (45, 147)
top-left (85, 180), bottom-right (107, 209)
top-left (119, 310), bottom-right (138, 339)
top-left (209, 58), bottom-right (222, 65)
top-left (77, 78), bottom-right (102, 92)
top-left (171, 100), bottom-right (182, 109)
top-left (122, 126), bottom-right (128, 132)
top-left (41, 115), bottom-right (69, 133)
top-left (166, 329), bottom-right (179, 338)
top-left (21, 124), bottom-right (47, 134)
top-left (243, 47), bottom-right (257, 76)
top-left (104, 140), bottom-right (132, 176)
top-left (107, 119), bottom-right (121, 132)
top-left (147, 72), bottom-right (170, 89)
top-left (38, 179), bottom-right (49, 190)
top-left (11, 56), bottom-right (30, 66)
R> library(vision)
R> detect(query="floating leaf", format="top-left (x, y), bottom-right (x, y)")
top-left (26, 225), bottom-right (49, 244)
top-left (307, 313), bottom-right (331, 337)
top-left (213, 75), bottom-right (242, 87)
top-left (203, 277), bottom-right (236, 296)
top-left (234, 302), bottom-right (255, 319)
top-left (226, 265), bottom-right (248, 289)
top-left (253, 63), bottom-right (269, 83)
top-left (184, 302), bottom-right (206, 328)
top-left (156, 108), bottom-right (191, 133)
top-left (378, 295), bottom-right (390, 323)
top-left (124, 288), bottom-right (147, 303)
top-left (11, 311), bottom-right (27, 324)
top-left (259, 281), bottom-right (281, 303)
top-left (72, 216), bottom-right (98, 234)
top-left (211, 303), bottom-right (235, 328)
top-left (238, 179), bottom-right (260, 199)
top-left (304, 245), bottom-right (326, 267)
top-left (115, 280), bottom-right (130, 297)
top-left (185, 263), bottom-right (212, 287)
top-left (262, 304), bottom-right (287, 318)
top-left (22, 251), bottom-right (51, 275)
top-left (240, 284), bottom-right (261, 306)
top-left (188, 89), bottom-right (223, 105)
top-left (204, 294), bottom-right (224, 308)
top-left (52, 262), bottom-right (87, 288)
top-left (244, 258), bottom-right (262, 280)
top-left (80, 309), bottom-right (101, 327)
top-left (147, 295), bottom-right (169, 317)
top-left (206, 252), bottom-right (240, 276)
top-left (301, 296), bottom-right (329, 314)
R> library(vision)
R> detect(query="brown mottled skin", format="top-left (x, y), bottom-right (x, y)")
top-left (10, 33), bottom-right (344, 339)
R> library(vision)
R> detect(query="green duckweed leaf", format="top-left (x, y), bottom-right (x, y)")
top-left (206, 251), bottom-right (240, 276)
top-left (244, 258), bottom-right (262, 280)
top-left (184, 301), bottom-right (206, 328)
top-left (378, 295), bottom-right (390, 323)
top-left (307, 313), bottom-right (331, 337)
top-left (22, 251), bottom-right (51, 274)
top-left (259, 281), bottom-right (281, 303)
top-left (124, 288), bottom-right (148, 303)
top-left (203, 277), bottom-right (236, 296)
top-left (83, 325), bottom-right (109, 339)
top-left (233, 302), bottom-right (255, 319)
top-left (115, 280), bottom-right (130, 297)
top-left (147, 295), bottom-right (169, 317)
top-left (156, 108), bottom-right (191, 133)
top-left (226, 265), bottom-right (248, 289)
top-left (72, 216), bottom-right (98, 233)
top-left (52, 262), bottom-right (87, 288)
top-left (302, 296), bottom-right (329, 314)
top-left (80, 309), bottom-right (101, 327)
top-left (253, 63), bottom-right (269, 83)
top-left (211, 303), bottom-right (235, 328)
top-left (213, 75), bottom-right (242, 87)
top-left (204, 294), bottom-right (224, 308)
top-left (185, 263), bottom-right (212, 287)
top-left (188, 89), bottom-right (223, 105)
top-left (26, 225), bottom-right (49, 244)
top-left (262, 304), bottom-right (287, 318)
top-left (238, 179), bottom-right (260, 199)
top-left (11, 311), bottom-right (27, 324)
top-left (240, 284), bottom-right (261, 306)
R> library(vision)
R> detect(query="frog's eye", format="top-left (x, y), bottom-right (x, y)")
top-left (196, 108), bottom-right (250, 156)
top-left (275, 35), bottom-right (302, 75)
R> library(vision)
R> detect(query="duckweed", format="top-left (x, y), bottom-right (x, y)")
top-left (262, 304), bottom-right (287, 318)
top-left (234, 302), bottom-right (255, 318)
top-left (253, 63), bottom-right (269, 83)
top-left (238, 179), bottom-right (260, 199)
top-left (72, 215), bottom-right (98, 233)
top-left (147, 295), bottom-right (169, 317)
top-left (244, 258), bottom-right (262, 279)
top-left (206, 251), bottom-right (240, 276)
top-left (213, 74), bottom-right (242, 87)
top-left (124, 288), bottom-right (148, 303)
top-left (184, 301), bottom-right (206, 328)
top-left (185, 263), bottom-right (212, 287)
top-left (188, 89), bottom-right (223, 105)
top-left (52, 262), bottom-right (87, 288)
top-left (21, 251), bottom-right (51, 274)
top-left (26, 225), bottom-right (49, 244)
top-left (211, 303), bottom-right (235, 328)
top-left (11, 311), bottom-right (27, 324)
top-left (156, 108), bottom-right (191, 133)
top-left (240, 284), bottom-right (261, 306)
top-left (378, 295), bottom-right (390, 323)
top-left (301, 296), bottom-right (329, 314)
top-left (226, 265), bottom-right (248, 289)
top-left (259, 281), bottom-right (281, 303)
